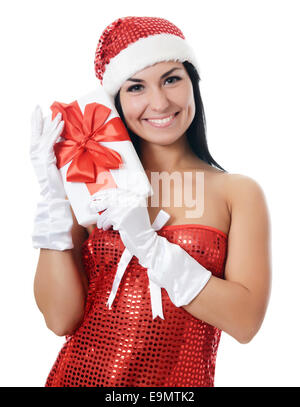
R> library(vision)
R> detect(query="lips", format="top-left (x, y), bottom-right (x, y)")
top-left (143, 112), bottom-right (179, 128)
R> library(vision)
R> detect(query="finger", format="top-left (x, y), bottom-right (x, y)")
top-left (92, 193), bottom-right (118, 210)
top-left (91, 188), bottom-right (118, 201)
top-left (100, 210), bottom-right (113, 231)
top-left (102, 219), bottom-right (113, 231)
top-left (31, 105), bottom-right (43, 128)
top-left (112, 188), bottom-right (141, 208)
top-left (92, 188), bottom-right (136, 210)
top-left (91, 199), bottom-right (110, 212)
top-left (96, 210), bottom-right (109, 229)
top-left (30, 105), bottom-right (43, 141)
top-left (44, 111), bottom-right (61, 135)
top-left (52, 112), bottom-right (63, 130)
top-left (42, 114), bottom-right (53, 135)
top-left (101, 188), bottom-right (130, 204)
top-left (96, 216), bottom-right (104, 229)
top-left (50, 120), bottom-right (65, 147)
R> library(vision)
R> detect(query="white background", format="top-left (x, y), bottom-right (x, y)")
top-left (0, 0), bottom-right (299, 387)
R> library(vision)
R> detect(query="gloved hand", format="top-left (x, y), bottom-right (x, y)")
top-left (90, 188), bottom-right (212, 307)
top-left (30, 105), bottom-right (73, 250)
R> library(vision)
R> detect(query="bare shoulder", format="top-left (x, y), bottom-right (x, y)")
top-left (219, 172), bottom-right (271, 259)
top-left (220, 173), bottom-right (269, 215)
top-left (210, 171), bottom-right (271, 237)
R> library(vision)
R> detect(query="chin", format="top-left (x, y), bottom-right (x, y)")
top-left (148, 135), bottom-right (182, 146)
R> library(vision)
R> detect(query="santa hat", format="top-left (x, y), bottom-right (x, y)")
top-left (94, 16), bottom-right (200, 97)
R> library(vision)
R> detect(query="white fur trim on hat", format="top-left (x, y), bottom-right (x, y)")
top-left (102, 33), bottom-right (199, 97)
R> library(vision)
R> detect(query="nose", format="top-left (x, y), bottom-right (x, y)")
top-left (148, 87), bottom-right (170, 112)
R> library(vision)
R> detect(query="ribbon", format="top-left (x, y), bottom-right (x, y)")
top-left (106, 209), bottom-right (171, 320)
top-left (50, 100), bottom-right (130, 183)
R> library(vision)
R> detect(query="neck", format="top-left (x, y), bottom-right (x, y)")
top-left (139, 134), bottom-right (198, 173)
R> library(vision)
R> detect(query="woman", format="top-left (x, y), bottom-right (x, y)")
top-left (31, 16), bottom-right (271, 387)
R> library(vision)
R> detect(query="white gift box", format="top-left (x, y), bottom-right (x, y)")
top-left (50, 87), bottom-right (153, 227)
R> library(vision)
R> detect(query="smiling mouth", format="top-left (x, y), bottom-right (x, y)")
top-left (143, 112), bottom-right (179, 127)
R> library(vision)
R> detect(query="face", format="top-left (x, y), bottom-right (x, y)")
top-left (119, 61), bottom-right (195, 146)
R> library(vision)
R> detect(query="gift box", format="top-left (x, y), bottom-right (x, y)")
top-left (50, 87), bottom-right (153, 227)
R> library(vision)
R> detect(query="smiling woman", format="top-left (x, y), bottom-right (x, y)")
top-left (32, 16), bottom-right (271, 388)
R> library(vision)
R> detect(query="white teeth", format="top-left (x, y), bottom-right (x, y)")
top-left (147, 114), bottom-right (174, 124)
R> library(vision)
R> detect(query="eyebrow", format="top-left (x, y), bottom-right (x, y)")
top-left (126, 67), bottom-right (184, 83)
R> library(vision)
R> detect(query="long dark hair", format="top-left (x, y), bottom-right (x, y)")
top-left (114, 60), bottom-right (227, 172)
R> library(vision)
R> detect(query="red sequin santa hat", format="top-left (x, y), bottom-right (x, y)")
top-left (94, 16), bottom-right (200, 97)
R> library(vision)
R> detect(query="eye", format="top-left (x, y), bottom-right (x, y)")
top-left (164, 76), bottom-right (182, 85)
top-left (127, 84), bottom-right (144, 93)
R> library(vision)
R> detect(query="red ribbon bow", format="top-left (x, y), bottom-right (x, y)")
top-left (50, 100), bottom-right (130, 183)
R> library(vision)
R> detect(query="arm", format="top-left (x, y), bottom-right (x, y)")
top-left (30, 106), bottom-right (89, 336)
top-left (182, 174), bottom-right (272, 343)
top-left (34, 207), bottom-right (89, 337)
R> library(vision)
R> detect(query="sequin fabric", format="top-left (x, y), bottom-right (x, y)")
top-left (94, 16), bottom-right (185, 82)
top-left (45, 224), bottom-right (227, 387)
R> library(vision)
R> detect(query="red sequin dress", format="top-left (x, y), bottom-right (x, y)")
top-left (45, 224), bottom-right (228, 387)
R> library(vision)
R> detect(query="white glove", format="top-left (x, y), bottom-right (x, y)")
top-left (90, 188), bottom-right (212, 307)
top-left (30, 105), bottom-right (73, 250)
